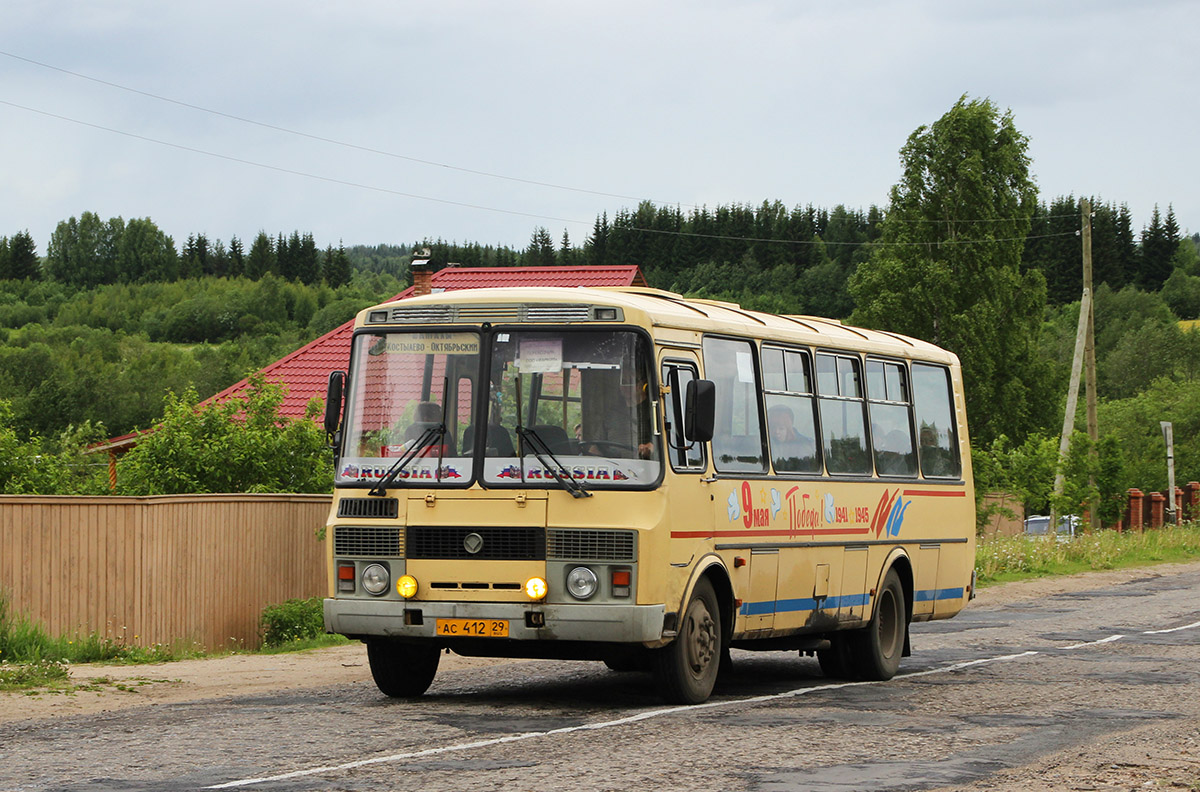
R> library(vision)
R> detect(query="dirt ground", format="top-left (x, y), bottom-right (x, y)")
top-left (3, 560), bottom-right (1200, 790)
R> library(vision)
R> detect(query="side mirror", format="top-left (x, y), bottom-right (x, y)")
top-left (684, 379), bottom-right (715, 443)
top-left (324, 371), bottom-right (345, 436)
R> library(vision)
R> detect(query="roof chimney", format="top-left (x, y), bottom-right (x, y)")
top-left (411, 249), bottom-right (433, 297)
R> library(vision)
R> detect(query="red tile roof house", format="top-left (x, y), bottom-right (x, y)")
top-left (91, 264), bottom-right (648, 469)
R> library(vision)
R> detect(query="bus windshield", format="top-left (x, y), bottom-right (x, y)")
top-left (482, 329), bottom-right (660, 488)
top-left (335, 327), bottom-right (660, 489)
top-left (337, 331), bottom-right (482, 487)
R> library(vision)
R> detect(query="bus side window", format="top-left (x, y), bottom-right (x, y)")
top-left (912, 363), bottom-right (961, 478)
top-left (816, 352), bottom-right (871, 475)
top-left (763, 346), bottom-right (820, 474)
top-left (702, 337), bottom-right (766, 473)
top-left (867, 359), bottom-right (917, 477)
top-left (661, 362), bottom-right (706, 471)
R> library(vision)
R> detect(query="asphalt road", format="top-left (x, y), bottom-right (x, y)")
top-left (3, 567), bottom-right (1198, 792)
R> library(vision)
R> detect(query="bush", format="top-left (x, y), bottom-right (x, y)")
top-left (260, 597), bottom-right (325, 647)
top-left (113, 375), bottom-right (332, 495)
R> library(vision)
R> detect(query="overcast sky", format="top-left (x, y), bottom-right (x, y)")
top-left (2, 1), bottom-right (1197, 257)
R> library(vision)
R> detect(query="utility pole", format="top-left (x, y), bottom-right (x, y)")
top-left (1082, 199), bottom-right (1099, 529)
top-left (1052, 287), bottom-right (1091, 523)
top-left (1162, 422), bottom-right (1176, 525)
top-left (1052, 199), bottom-right (1099, 530)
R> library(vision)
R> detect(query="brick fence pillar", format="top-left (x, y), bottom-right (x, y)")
top-left (1186, 482), bottom-right (1200, 523)
top-left (1127, 489), bottom-right (1144, 532)
top-left (1150, 492), bottom-right (1165, 529)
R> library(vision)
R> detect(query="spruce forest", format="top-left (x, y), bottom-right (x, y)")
top-left (2, 99), bottom-right (1198, 520)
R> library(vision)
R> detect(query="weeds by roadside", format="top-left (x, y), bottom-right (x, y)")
top-left (1, 590), bottom-right (346, 694)
top-left (976, 522), bottom-right (1200, 585)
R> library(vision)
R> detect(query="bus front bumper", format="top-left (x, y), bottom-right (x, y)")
top-left (324, 598), bottom-right (665, 643)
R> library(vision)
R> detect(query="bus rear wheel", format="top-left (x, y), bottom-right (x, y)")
top-left (653, 577), bottom-right (721, 704)
top-left (849, 568), bottom-right (906, 681)
top-left (366, 639), bottom-right (440, 698)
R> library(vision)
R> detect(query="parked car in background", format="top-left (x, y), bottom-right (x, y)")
top-left (1023, 514), bottom-right (1078, 539)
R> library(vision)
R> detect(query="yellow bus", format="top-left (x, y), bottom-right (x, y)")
top-left (322, 286), bottom-right (975, 704)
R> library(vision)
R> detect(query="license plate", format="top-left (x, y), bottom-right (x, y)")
top-left (435, 618), bottom-right (509, 637)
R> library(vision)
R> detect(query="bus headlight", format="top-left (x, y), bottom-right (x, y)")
top-left (566, 566), bottom-right (598, 600)
top-left (361, 564), bottom-right (390, 596)
top-left (397, 574), bottom-right (419, 599)
top-left (525, 577), bottom-right (548, 601)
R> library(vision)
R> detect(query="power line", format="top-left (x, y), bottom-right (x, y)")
top-left (0, 48), bottom-right (688, 208)
top-left (624, 225), bottom-right (1079, 247)
top-left (1, 99), bottom-right (588, 226)
top-left (0, 50), bottom-right (1084, 228)
top-left (1, 97), bottom-right (1080, 251)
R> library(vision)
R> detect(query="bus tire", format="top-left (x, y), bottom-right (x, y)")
top-left (652, 577), bottom-right (721, 704)
top-left (850, 568), bottom-right (906, 681)
top-left (816, 634), bottom-right (856, 679)
top-left (603, 648), bottom-right (651, 673)
top-left (366, 639), bottom-right (440, 698)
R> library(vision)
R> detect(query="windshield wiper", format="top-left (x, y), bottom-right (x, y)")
top-left (516, 427), bottom-right (591, 499)
top-left (368, 423), bottom-right (446, 496)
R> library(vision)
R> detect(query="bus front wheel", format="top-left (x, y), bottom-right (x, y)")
top-left (850, 568), bottom-right (906, 681)
top-left (653, 577), bottom-right (722, 704)
top-left (366, 639), bottom-right (440, 698)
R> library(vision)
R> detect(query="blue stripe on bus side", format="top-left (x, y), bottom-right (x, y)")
top-left (914, 587), bottom-right (965, 602)
top-left (738, 588), bottom-right (963, 616)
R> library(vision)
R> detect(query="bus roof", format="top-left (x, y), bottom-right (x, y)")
top-left (362, 286), bottom-right (959, 366)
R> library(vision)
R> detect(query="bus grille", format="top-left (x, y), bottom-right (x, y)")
top-left (525, 305), bottom-right (590, 322)
top-left (334, 525), bottom-right (403, 557)
top-left (390, 306), bottom-right (453, 323)
top-left (407, 526), bottom-right (545, 560)
top-left (387, 304), bottom-right (590, 324)
top-left (456, 306), bottom-right (521, 322)
top-left (547, 529), bottom-right (637, 562)
top-left (337, 498), bottom-right (399, 519)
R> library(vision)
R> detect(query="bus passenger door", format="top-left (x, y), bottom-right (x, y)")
top-left (660, 357), bottom-right (711, 567)
top-left (838, 545), bottom-right (870, 622)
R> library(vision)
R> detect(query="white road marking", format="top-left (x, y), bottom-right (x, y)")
top-left (205, 619), bottom-right (1199, 789)
top-left (1144, 619), bottom-right (1200, 635)
top-left (1060, 634), bottom-right (1124, 650)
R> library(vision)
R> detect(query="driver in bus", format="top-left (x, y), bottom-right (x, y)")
top-left (591, 370), bottom-right (655, 459)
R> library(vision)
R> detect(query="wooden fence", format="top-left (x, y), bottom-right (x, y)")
top-left (0, 494), bottom-right (330, 651)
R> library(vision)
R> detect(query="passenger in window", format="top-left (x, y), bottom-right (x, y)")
top-left (768, 404), bottom-right (816, 471)
top-left (919, 424), bottom-right (955, 477)
top-left (872, 421), bottom-right (916, 476)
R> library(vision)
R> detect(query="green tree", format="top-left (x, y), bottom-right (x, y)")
top-left (296, 233), bottom-right (320, 285)
top-left (2, 231), bottom-right (40, 280)
top-left (1097, 377), bottom-right (1200, 493)
top-left (323, 243), bottom-right (352, 289)
top-left (114, 376), bottom-right (331, 495)
top-left (1161, 268), bottom-right (1200, 320)
top-left (848, 95), bottom-right (1051, 445)
top-left (1138, 205), bottom-right (1179, 291)
top-left (585, 213), bottom-right (609, 266)
top-left (117, 218), bottom-right (177, 282)
top-left (246, 232), bottom-right (275, 280)
top-left (45, 212), bottom-right (123, 287)
top-left (228, 236), bottom-right (245, 278)
top-left (524, 227), bottom-right (557, 268)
